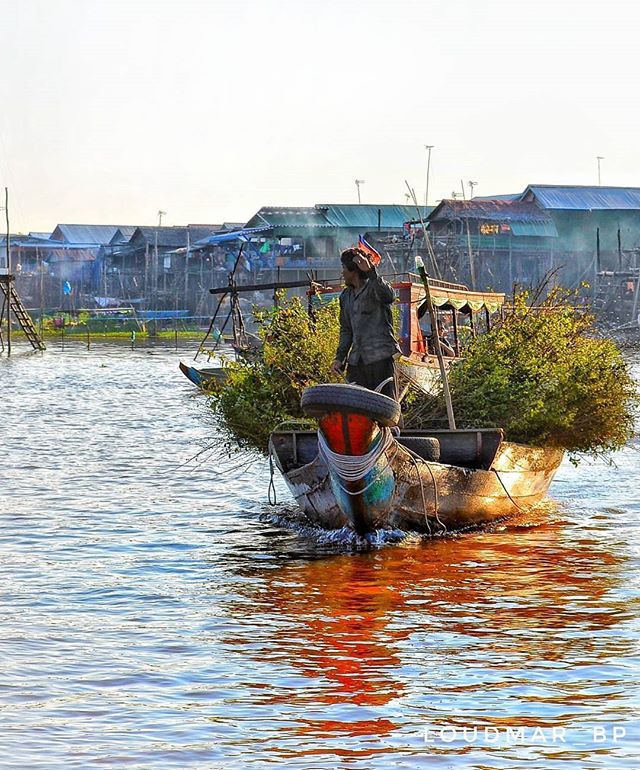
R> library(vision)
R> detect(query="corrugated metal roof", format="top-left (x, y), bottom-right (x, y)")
top-left (108, 226), bottom-right (138, 245)
top-left (521, 185), bottom-right (640, 210)
top-left (221, 222), bottom-right (245, 230)
top-left (129, 226), bottom-right (219, 248)
top-left (40, 247), bottom-right (98, 262)
top-left (319, 204), bottom-right (431, 228)
top-left (473, 193), bottom-right (520, 202)
top-left (429, 199), bottom-right (555, 224)
top-left (245, 207), bottom-right (331, 228)
top-left (50, 224), bottom-right (130, 244)
top-left (510, 221), bottom-right (558, 237)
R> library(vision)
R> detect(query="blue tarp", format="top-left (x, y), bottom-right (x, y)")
top-left (194, 226), bottom-right (271, 247)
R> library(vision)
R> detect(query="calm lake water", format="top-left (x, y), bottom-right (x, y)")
top-left (1, 340), bottom-right (639, 769)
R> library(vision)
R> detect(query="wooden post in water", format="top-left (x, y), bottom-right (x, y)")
top-left (451, 311), bottom-right (461, 357)
top-left (415, 255), bottom-right (456, 430)
top-left (631, 270), bottom-right (640, 323)
top-left (618, 227), bottom-right (622, 270)
top-left (5, 187), bottom-right (11, 356)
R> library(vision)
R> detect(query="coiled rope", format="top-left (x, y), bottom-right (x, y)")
top-left (318, 427), bottom-right (397, 496)
top-left (402, 447), bottom-right (446, 534)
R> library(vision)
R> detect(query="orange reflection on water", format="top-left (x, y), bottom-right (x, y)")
top-left (222, 510), bottom-right (632, 760)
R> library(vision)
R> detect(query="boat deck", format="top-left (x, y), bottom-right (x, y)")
top-left (270, 428), bottom-right (504, 473)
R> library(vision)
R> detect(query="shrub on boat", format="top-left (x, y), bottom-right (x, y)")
top-left (210, 296), bottom-right (341, 452)
top-left (411, 287), bottom-right (638, 458)
top-left (210, 287), bottom-right (637, 459)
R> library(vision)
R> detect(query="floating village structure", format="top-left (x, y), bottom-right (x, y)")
top-left (4, 185), bottom-right (640, 322)
top-left (425, 185), bottom-right (640, 318)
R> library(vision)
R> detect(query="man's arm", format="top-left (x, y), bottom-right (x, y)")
top-left (333, 294), bottom-right (352, 371)
top-left (366, 265), bottom-right (395, 304)
top-left (353, 253), bottom-right (395, 304)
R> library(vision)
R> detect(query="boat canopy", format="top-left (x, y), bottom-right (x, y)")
top-left (311, 277), bottom-right (505, 314)
top-left (426, 284), bottom-right (505, 314)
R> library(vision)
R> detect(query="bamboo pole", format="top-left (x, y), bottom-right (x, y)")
top-left (460, 180), bottom-right (476, 289)
top-left (415, 254), bottom-right (456, 429)
top-left (404, 180), bottom-right (440, 278)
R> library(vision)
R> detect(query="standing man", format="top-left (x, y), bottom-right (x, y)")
top-left (331, 248), bottom-right (400, 400)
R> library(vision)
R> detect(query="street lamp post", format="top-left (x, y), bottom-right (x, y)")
top-left (424, 145), bottom-right (434, 208)
top-left (597, 156), bottom-right (604, 186)
top-left (355, 179), bottom-right (365, 204)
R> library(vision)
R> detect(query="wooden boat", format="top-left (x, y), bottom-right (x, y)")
top-left (178, 361), bottom-right (227, 389)
top-left (398, 278), bottom-right (504, 392)
top-left (269, 384), bottom-right (563, 535)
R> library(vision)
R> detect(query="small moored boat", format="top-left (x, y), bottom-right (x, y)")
top-left (178, 361), bottom-right (227, 389)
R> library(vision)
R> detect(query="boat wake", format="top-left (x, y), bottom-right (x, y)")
top-left (260, 505), bottom-right (433, 552)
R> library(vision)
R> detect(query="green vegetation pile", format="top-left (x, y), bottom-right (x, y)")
top-left (407, 287), bottom-right (637, 458)
top-left (210, 287), bottom-right (637, 458)
top-left (209, 296), bottom-right (341, 451)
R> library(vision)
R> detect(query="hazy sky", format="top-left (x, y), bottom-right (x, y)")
top-left (1, 0), bottom-right (638, 232)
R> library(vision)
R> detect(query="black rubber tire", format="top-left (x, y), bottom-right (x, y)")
top-left (301, 383), bottom-right (401, 427)
top-left (398, 436), bottom-right (440, 462)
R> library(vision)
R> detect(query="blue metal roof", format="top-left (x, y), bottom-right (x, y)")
top-left (319, 204), bottom-right (431, 228)
top-left (246, 207), bottom-right (331, 228)
top-left (510, 221), bottom-right (558, 237)
top-left (521, 185), bottom-right (640, 210)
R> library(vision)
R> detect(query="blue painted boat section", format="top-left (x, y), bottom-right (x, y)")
top-left (328, 453), bottom-right (396, 527)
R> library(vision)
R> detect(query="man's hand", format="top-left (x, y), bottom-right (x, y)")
top-left (331, 360), bottom-right (344, 375)
top-left (353, 252), bottom-right (372, 273)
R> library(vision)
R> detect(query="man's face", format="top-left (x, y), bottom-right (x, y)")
top-left (342, 263), bottom-right (358, 287)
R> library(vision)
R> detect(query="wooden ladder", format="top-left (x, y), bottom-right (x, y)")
top-left (0, 275), bottom-right (46, 351)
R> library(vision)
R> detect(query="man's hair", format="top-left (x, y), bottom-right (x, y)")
top-left (340, 248), bottom-right (368, 278)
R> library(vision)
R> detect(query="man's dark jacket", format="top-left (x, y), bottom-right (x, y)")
top-left (336, 267), bottom-right (400, 366)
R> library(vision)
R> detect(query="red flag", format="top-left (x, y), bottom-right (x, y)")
top-left (358, 235), bottom-right (382, 266)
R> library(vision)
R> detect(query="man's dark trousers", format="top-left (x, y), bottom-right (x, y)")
top-left (346, 356), bottom-right (397, 400)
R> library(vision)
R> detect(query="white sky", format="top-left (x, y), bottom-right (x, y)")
top-left (1, 0), bottom-right (638, 232)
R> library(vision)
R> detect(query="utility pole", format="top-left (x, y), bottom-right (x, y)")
top-left (184, 228), bottom-right (190, 311)
top-left (355, 179), bottom-right (365, 204)
top-left (424, 145), bottom-right (434, 208)
top-left (597, 156), bottom-right (604, 186)
top-left (468, 180), bottom-right (478, 199)
top-left (158, 209), bottom-right (166, 227)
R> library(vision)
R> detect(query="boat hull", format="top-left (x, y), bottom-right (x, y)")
top-left (397, 355), bottom-right (448, 395)
top-left (179, 361), bottom-right (227, 389)
top-left (269, 430), bottom-right (563, 534)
